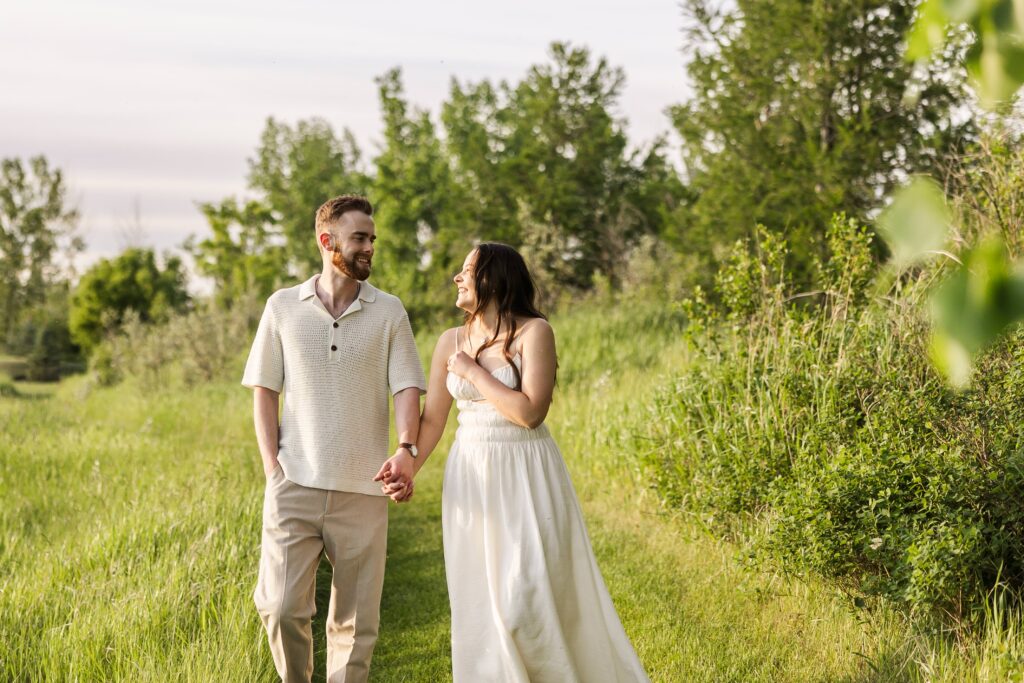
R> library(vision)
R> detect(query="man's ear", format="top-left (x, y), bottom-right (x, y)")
top-left (319, 232), bottom-right (333, 251)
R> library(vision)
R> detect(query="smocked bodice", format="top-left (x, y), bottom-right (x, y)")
top-left (446, 355), bottom-right (521, 401)
top-left (446, 355), bottom-right (549, 441)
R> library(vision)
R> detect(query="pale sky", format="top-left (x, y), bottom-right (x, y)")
top-left (1, 0), bottom-right (689, 280)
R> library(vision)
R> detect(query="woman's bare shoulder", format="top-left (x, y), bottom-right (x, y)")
top-left (427, 328), bottom-right (459, 365)
top-left (516, 317), bottom-right (554, 347)
top-left (435, 326), bottom-right (460, 352)
top-left (518, 317), bottom-right (553, 335)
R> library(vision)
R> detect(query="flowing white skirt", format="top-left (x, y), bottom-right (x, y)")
top-left (442, 405), bottom-right (650, 682)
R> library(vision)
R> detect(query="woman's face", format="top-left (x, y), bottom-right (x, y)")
top-left (453, 250), bottom-right (478, 312)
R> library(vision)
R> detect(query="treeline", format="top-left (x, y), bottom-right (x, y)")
top-left (187, 47), bottom-right (687, 320)
top-left (0, 1), bottom-right (977, 383)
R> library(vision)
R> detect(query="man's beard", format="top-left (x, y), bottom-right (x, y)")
top-left (332, 248), bottom-right (371, 280)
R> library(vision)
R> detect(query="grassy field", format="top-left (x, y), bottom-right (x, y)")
top-left (0, 301), bottom-right (1015, 680)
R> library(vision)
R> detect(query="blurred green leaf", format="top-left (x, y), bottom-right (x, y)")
top-left (929, 333), bottom-right (974, 388)
top-left (966, 31), bottom-right (1024, 108)
top-left (877, 177), bottom-right (951, 269)
top-left (928, 239), bottom-right (1024, 386)
top-left (909, 0), bottom-right (1024, 109)
top-left (908, 0), bottom-right (952, 59)
top-left (992, 0), bottom-right (1018, 32)
top-left (942, 0), bottom-right (980, 22)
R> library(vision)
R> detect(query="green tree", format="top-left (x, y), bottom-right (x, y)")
top-left (247, 117), bottom-right (372, 277)
top-left (371, 68), bottom-right (462, 322)
top-left (186, 198), bottom-right (287, 307)
top-left (0, 156), bottom-right (82, 344)
top-left (441, 79), bottom-right (523, 248)
top-left (440, 43), bottom-right (685, 291)
top-left (672, 0), bottom-right (973, 281)
top-left (196, 46), bottom-right (682, 311)
top-left (502, 43), bottom-right (648, 289)
top-left (69, 248), bottom-right (190, 352)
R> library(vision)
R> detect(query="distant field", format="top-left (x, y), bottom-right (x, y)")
top-left (0, 301), bottom-right (1001, 681)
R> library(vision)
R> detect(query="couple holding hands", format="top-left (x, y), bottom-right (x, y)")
top-left (243, 195), bottom-right (648, 682)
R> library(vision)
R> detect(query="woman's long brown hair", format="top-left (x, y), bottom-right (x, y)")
top-left (464, 242), bottom-right (548, 390)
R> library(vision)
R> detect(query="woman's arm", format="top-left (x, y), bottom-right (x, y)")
top-left (448, 319), bottom-right (556, 429)
top-left (413, 327), bottom-right (457, 474)
top-left (375, 328), bottom-right (456, 498)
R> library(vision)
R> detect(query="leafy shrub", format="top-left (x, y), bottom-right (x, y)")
top-left (641, 212), bottom-right (1024, 630)
top-left (70, 248), bottom-right (190, 352)
top-left (89, 290), bottom-right (262, 390)
top-left (5, 284), bottom-right (82, 382)
top-left (611, 234), bottom-right (702, 304)
top-left (0, 378), bottom-right (17, 401)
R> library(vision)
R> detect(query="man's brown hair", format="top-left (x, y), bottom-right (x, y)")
top-left (315, 195), bottom-right (373, 236)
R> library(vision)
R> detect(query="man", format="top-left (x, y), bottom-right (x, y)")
top-left (242, 194), bottom-right (425, 682)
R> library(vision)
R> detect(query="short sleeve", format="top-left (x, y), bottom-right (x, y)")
top-left (241, 298), bottom-right (285, 392)
top-left (388, 311), bottom-right (426, 395)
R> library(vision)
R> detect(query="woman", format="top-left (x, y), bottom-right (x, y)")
top-left (380, 243), bottom-right (649, 682)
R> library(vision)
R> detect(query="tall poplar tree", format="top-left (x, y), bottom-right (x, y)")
top-left (186, 198), bottom-right (287, 308)
top-left (0, 156), bottom-right (81, 343)
top-left (442, 43), bottom-right (684, 290)
top-left (247, 117), bottom-right (371, 277)
top-left (672, 0), bottom-right (974, 278)
top-left (371, 68), bottom-right (460, 322)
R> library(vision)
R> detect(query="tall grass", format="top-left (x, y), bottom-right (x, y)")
top-left (3, 292), bottom-right (1023, 680)
top-left (0, 379), bottom-right (273, 680)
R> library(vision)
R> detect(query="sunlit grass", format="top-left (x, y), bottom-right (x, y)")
top-left (1, 298), bottom-right (1021, 680)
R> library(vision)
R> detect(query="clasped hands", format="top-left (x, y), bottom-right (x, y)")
top-left (374, 448), bottom-right (416, 503)
top-left (374, 351), bottom-right (482, 503)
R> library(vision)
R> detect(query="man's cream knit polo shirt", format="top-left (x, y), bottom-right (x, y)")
top-left (242, 275), bottom-right (426, 495)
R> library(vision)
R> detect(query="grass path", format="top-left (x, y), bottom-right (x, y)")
top-left (0, 303), bottom-right (944, 680)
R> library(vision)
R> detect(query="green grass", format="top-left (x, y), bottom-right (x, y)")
top-left (1, 299), bottom-right (1021, 680)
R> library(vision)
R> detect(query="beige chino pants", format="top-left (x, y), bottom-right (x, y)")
top-left (254, 466), bottom-right (388, 683)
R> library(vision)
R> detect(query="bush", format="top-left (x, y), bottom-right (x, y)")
top-left (70, 248), bottom-right (190, 352)
top-left (640, 212), bottom-right (1024, 630)
top-left (0, 373), bottom-right (18, 398)
top-left (89, 290), bottom-right (263, 390)
top-left (615, 234), bottom-right (704, 305)
top-left (5, 284), bottom-right (82, 382)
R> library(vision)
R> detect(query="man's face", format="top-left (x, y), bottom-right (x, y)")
top-left (325, 211), bottom-right (376, 280)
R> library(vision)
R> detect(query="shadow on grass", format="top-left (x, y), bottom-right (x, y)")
top-left (309, 491), bottom-right (452, 682)
top-left (1, 384), bottom-right (52, 400)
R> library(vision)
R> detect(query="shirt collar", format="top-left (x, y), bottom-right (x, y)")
top-left (298, 275), bottom-right (318, 300)
top-left (298, 275), bottom-right (377, 303)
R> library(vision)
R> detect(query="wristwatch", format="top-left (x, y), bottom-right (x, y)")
top-left (399, 442), bottom-right (419, 458)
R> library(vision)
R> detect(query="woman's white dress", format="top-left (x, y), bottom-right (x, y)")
top-left (443, 357), bottom-right (650, 682)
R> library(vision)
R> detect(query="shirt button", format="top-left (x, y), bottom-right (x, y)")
top-left (333, 322), bottom-right (338, 328)
top-left (331, 345), bottom-right (337, 351)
